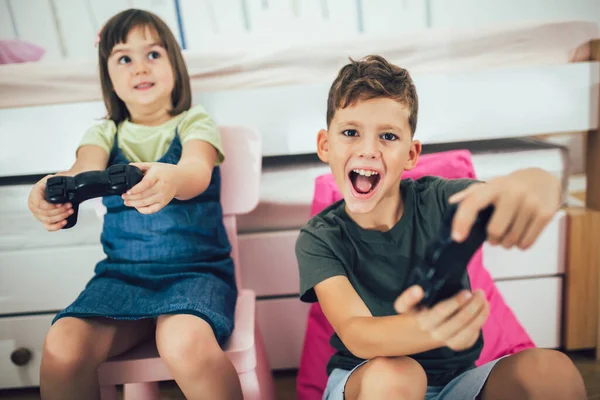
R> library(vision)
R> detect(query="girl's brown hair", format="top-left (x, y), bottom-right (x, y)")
top-left (98, 9), bottom-right (191, 124)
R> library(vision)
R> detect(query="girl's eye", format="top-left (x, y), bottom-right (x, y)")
top-left (342, 129), bottom-right (358, 137)
top-left (148, 51), bottom-right (160, 60)
top-left (118, 55), bottom-right (131, 64)
top-left (381, 132), bottom-right (398, 141)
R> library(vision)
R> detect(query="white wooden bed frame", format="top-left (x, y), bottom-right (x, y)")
top-left (0, 21), bottom-right (599, 390)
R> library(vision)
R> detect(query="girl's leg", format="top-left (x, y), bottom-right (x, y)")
top-left (40, 316), bottom-right (153, 400)
top-left (155, 314), bottom-right (242, 400)
top-left (344, 356), bottom-right (427, 400)
top-left (479, 348), bottom-right (587, 400)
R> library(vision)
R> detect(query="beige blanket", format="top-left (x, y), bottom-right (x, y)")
top-left (0, 20), bottom-right (597, 109)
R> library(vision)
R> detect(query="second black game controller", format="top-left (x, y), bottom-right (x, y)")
top-left (404, 203), bottom-right (495, 308)
top-left (44, 164), bottom-right (144, 229)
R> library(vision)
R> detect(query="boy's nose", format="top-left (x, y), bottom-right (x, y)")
top-left (357, 141), bottom-right (381, 160)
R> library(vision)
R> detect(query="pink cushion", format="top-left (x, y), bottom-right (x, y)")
top-left (297, 150), bottom-right (535, 400)
top-left (0, 40), bottom-right (45, 64)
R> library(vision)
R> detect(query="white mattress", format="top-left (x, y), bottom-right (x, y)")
top-left (0, 20), bottom-right (596, 109)
top-left (238, 139), bottom-right (567, 233)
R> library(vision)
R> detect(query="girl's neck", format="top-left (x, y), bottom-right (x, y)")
top-left (128, 104), bottom-right (173, 126)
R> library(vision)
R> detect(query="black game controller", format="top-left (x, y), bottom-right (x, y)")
top-left (404, 203), bottom-right (495, 308)
top-left (44, 164), bottom-right (144, 229)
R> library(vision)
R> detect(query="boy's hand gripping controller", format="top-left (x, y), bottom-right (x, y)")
top-left (44, 164), bottom-right (144, 229)
top-left (404, 203), bottom-right (494, 307)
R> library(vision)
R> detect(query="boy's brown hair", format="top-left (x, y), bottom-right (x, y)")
top-left (98, 9), bottom-right (191, 124)
top-left (326, 55), bottom-right (418, 135)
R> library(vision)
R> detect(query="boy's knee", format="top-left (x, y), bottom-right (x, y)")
top-left (360, 356), bottom-right (426, 399)
top-left (508, 349), bottom-right (586, 399)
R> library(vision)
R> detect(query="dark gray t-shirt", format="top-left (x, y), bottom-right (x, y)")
top-left (296, 176), bottom-right (483, 386)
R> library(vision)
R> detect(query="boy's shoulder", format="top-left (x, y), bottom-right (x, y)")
top-left (301, 199), bottom-right (346, 236)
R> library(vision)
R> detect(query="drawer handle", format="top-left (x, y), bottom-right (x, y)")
top-left (11, 347), bottom-right (32, 366)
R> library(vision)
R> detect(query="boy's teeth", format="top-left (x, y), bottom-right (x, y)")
top-left (353, 169), bottom-right (378, 176)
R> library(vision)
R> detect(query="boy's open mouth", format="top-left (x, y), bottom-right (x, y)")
top-left (349, 169), bottom-right (381, 196)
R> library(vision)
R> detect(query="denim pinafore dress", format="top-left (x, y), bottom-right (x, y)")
top-left (53, 129), bottom-right (238, 345)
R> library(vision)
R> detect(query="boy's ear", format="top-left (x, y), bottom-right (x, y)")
top-left (316, 129), bottom-right (329, 163)
top-left (404, 139), bottom-right (422, 171)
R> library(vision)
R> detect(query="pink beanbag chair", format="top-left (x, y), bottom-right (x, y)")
top-left (297, 150), bottom-right (535, 400)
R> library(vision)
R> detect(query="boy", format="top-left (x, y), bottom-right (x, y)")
top-left (296, 55), bottom-right (587, 400)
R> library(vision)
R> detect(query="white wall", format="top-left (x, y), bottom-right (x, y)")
top-left (1, 0), bottom-right (598, 61)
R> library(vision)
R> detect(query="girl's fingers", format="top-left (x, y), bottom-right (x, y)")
top-left (136, 202), bottom-right (165, 215)
top-left (124, 192), bottom-right (162, 208)
top-left (43, 219), bottom-right (68, 232)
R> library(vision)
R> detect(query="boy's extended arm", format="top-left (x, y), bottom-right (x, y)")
top-left (315, 275), bottom-right (443, 360)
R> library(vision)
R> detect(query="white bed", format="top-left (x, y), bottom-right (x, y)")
top-left (0, 20), bottom-right (599, 387)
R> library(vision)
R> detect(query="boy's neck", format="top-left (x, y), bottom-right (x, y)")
top-left (345, 188), bottom-right (405, 232)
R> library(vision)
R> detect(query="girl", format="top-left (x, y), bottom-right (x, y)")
top-left (27, 9), bottom-right (242, 400)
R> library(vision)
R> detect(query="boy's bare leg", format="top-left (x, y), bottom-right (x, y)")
top-left (344, 356), bottom-right (427, 400)
top-left (479, 349), bottom-right (587, 400)
top-left (155, 314), bottom-right (242, 400)
top-left (40, 316), bottom-right (154, 400)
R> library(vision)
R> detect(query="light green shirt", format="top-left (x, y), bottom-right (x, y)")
top-left (78, 104), bottom-right (224, 164)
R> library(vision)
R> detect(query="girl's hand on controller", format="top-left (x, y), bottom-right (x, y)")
top-left (394, 285), bottom-right (489, 352)
top-left (122, 162), bottom-right (178, 214)
top-left (28, 175), bottom-right (74, 231)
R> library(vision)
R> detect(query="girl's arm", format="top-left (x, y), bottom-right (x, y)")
top-left (57, 145), bottom-right (110, 176)
top-left (172, 139), bottom-right (218, 200)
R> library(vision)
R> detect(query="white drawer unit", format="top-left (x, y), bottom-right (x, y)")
top-left (0, 314), bottom-right (54, 389)
top-left (0, 246), bottom-right (101, 314)
top-left (484, 210), bottom-right (567, 279)
top-left (496, 276), bottom-right (563, 349)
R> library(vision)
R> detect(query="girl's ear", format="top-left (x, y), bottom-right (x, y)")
top-left (316, 129), bottom-right (329, 163)
top-left (404, 139), bottom-right (422, 171)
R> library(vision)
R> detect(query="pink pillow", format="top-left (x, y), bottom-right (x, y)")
top-left (297, 150), bottom-right (534, 400)
top-left (0, 40), bottom-right (45, 64)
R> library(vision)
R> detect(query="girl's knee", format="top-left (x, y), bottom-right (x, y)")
top-left (42, 320), bottom-right (96, 376)
top-left (506, 349), bottom-right (586, 398)
top-left (156, 317), bottom-right (223, 371)
top-left (360, 356), bottom-right (426, 399)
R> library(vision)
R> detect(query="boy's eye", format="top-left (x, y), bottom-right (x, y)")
top-left (148, 51), bottom-right (160, 60)
top-left (118, 55), bottom-right (131, 64)
top-left (381, 133), bottom-right (398, 141)
top-left (342, 129), bottom-right (358, 137)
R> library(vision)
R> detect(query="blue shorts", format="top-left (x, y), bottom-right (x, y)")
top-left (323, 357), bottom-right (504, 400)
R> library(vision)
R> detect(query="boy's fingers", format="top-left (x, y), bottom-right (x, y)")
top-left (136, 202), bottom-right (165, 215)
top-left (451, 185), bottom-right (497, 242)
top-left (43, 220), bottom-right (68, 232)
top-left (445, 298), bottom-right (490, 350)
top-left (420, 290), bottom-right (473, 330)
top-left (500, 202), bottom-right (534, 248)
top-left (431, 291), bottom-right (486, 341)
top-left (485, 195), bottom-right (518, 245)
top-left (394, 285), bottom-right (424, 314)
top-left (518, 213), bottom-right (552, 250)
